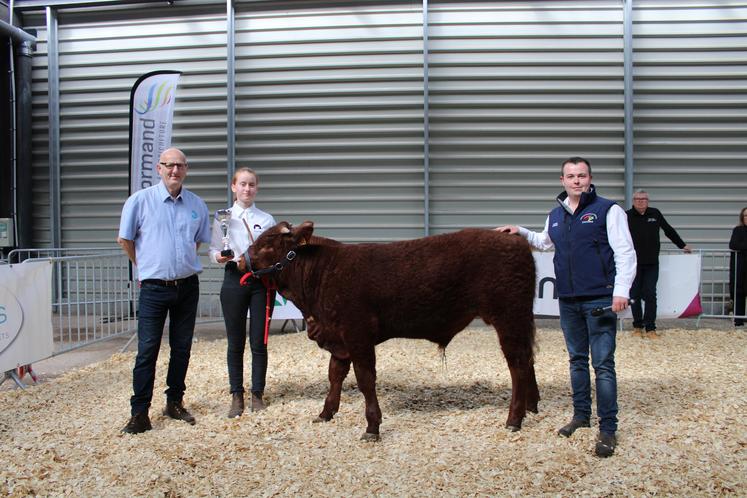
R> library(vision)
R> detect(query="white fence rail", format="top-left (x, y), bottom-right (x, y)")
top-left (698, 249), bottom-right (743, 322)
top-left (7, 249), bottom-right (228, 355)
top-left (3, 247), bottom-right (743, 359)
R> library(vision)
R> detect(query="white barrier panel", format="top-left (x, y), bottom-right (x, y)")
top-left (533, 252), bottom-right (702, 318)
top-left (0, 261), bottom-right (54, 372)
top-left (246, 293), bottom-right (303, 320)
top-left (271, 294), bottom-right (303, 320)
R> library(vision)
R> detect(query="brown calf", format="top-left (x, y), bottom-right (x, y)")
top-left (249, 221), bottom-right (539, 440)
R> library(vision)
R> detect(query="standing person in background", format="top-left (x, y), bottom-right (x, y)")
top-left (118, 147), bottom-right (211, 434)
top-left (210, 167), bottom-right (276, 418)
top-left (626, 190), bottom-right (693, 338)
top-left (729, 207), bottom-right (747, 327)
top-left (495, 157), bottom-right (636, 458)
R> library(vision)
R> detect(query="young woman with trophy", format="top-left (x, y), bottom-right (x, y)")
top-left (209, 167), bottom-right (276, 418)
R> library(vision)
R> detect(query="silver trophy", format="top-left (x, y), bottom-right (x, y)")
top-left (216, 208), bottom-right (234, 258)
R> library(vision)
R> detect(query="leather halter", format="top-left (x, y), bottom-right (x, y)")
top-left (238, 249), bottom-right (298, 346)
top-left (239, 249), bottom-right (297, 287)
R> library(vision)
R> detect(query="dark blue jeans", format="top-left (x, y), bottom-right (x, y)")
top-left (130, 275), bottom-right (199, 415)
top-left (220, 264), bottom-right (274, 395)
top-left (630, 263), bottom-right (659, 331)
top-left (559, 296), bottom-right (618, 434)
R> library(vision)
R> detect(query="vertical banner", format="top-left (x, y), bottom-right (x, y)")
top-left (128, 70), bottom-right (181, 194)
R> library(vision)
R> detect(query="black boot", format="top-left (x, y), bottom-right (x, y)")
top-left (121, 412), bottom-right (152, 434)
top-left (163, 400), bottom-right (196, 425)
top-left (557, 418), bottom-right (590, 438)
top-left (595, 432), bottom-right (617, 457)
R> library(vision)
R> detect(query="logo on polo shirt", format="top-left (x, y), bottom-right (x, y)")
top-left (254, 224), bottom-right (262, 230)
top-left (580, 213), bottom-right (597, 224)
top-left (192, 210), bottom-right (198, 219)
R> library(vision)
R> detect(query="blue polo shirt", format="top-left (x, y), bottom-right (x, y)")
top-left (118, 181), bottom-right (211, 281)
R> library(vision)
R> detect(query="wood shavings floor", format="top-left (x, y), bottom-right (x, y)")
top-left (1, 326), bottom-right (745, 496)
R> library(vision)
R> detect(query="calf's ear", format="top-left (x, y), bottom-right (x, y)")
top-left (293, 221), bottom-right (315, 245)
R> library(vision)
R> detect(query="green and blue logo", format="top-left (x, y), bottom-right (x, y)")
top-left (135, 81), bottom-right (175, 115)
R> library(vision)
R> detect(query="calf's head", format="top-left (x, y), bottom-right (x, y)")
top-left (249, 220), bottom-right (315, 273)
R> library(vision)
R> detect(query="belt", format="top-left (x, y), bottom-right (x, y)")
top-left (560, 294), bottom-right (609, 302)
top-left (140, 275), bottom-right (197, 287)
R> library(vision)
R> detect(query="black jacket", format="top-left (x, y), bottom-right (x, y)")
top-left (729, 225), bottom-right (747, 295)
top-left (626, 207), bottom-right (687, 265)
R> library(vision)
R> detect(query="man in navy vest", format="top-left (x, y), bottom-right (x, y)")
top-left (496, 157), bottom-right (636, 458)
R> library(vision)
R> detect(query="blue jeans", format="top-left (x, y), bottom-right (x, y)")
top-left (220, 264), bottom-right (274, 395)
top-left (130, 276), bottom-right (199, 415)
top-left (558, 296), bottom-right (618, 434)
top-left (630, 263), bottom-right (659, 331)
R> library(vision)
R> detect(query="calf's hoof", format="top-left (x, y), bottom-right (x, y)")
top-left (360, 432), bottom-right (380, 442)
top-left (312, 416), bottom-right (330, 424)
top-left (506, 424), bottom-right (521, 432)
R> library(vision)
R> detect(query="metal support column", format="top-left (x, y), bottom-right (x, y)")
top-left (623, 0), bottom-right (635, 208)
top-left (226, 0), bottom-right (236, 205)
top-left (422, 0), bottom-right (430, 236)
top-left (47, 7), bottom-right (61, 248)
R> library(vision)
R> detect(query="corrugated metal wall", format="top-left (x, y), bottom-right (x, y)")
top-left (633, 0), bottom-right (747, 247)
top-left (233, 2), bottom-right (425, 241)
top-left (428, 0), bottom-right (625, 233)
top-left (21, 0), bottom-right (747, 248)
top-left (25, 4), bottom-right (229, 247)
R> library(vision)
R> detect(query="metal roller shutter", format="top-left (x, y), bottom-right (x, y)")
top-left (633, 0), bottom-right (747, 250)
top-left (233, 2), bottom-right (425, 242)
top-left (19, 0), bottom-right (747, 250)
top-left (27, 4), bottom-right (229, 247)
top-left (428, 0), bottom-right (626, 234)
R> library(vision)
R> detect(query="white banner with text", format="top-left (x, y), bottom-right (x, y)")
top-left (0, 261), bottom-right (54, 372)
top-left (533, 252), bottom-right (702, 318)
top-left (129, 70), bottom-right (181, 194)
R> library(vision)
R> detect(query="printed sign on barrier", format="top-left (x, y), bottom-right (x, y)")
top-left (0, 261), bottom-right (54, 372)
top-left (532, 252), bottom-right (702, 318)
top-left (270, 294), bottom-right (303, 320)
top-left (247, 292), bottom-right (303, 320)
top-left (250, 253), bottom-right (701, 322)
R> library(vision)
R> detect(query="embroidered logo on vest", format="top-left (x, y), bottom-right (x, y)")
top-left (580, 213), bottom-right (597, 224)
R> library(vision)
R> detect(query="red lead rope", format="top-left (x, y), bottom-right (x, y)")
top-left (263, 288), bottom-right (272, 345)
top-left (239, 271), bottom-right (275, 345)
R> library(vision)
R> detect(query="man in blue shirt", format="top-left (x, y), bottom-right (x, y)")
top-left (118, 147), bottom-right (211, 434)
top-left (496, 157), bottom-right (636, 458)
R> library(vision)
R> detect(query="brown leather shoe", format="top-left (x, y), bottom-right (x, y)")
top-left (121, 412), bottom-right (152, 434)
top-left (632, 327), bottom-right (644, 338)
top-left (251, 392), bottom-right (266, 412)
top-left (163, 400), bottom-right (196, 425)
top-left (646, 330), bottom-right (661, 339)
top-left (227, 392), bottom-right (244, 419)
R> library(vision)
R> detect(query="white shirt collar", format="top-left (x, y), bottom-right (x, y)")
top-left (232, 201), bottom-right (256, 218)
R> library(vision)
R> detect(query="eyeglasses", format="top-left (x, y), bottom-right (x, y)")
top-left (159, 162), bottom-right (187, 170)
top-left (633, 198), bottom-right (648, 201)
